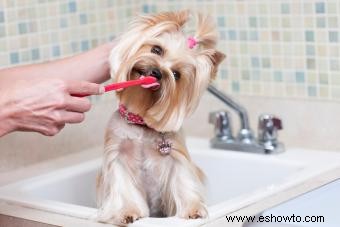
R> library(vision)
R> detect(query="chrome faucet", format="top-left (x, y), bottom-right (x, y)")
top-left (208, 85), bottom-right (284, 154)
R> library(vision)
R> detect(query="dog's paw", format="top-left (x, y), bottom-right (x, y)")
top-left (120, 214), bottom-right (140, 224)
top-left (109, 212), bottom-right (143, 226)
top-left (179, 204), bottom-right (208, 219)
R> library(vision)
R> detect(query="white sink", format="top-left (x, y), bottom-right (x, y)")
top-left (0, 137), bottom-right (340, 227)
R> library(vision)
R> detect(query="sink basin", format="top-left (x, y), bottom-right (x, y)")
top-left (0, 137), bottom-right (340, 226)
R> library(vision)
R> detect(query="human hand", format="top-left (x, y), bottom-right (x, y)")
top-left (0, 78), bottom-right (102, 136)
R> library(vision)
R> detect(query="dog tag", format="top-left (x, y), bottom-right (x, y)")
top-left (158, 133), bottom-right (172, 155)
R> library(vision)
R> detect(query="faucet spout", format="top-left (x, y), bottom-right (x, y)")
top-left (207, 85), bottom-right (251, 130)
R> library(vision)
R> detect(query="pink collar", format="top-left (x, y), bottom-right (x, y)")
top-left (118, 104), bottom-right (146, 126)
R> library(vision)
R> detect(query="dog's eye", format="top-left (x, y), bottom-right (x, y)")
top-left (173, 71), bottom-right (181, 80)
top-left (151, 45), bottom-right (163, 56)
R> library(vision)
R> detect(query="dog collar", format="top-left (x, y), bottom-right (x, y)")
top-left (118, 104), bottom-right (146, 126)
top-left (118, 104), bottom-right (172, 155)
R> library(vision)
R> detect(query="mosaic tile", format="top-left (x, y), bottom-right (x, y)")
top-left (329, 31), bottom-right (338, 42)
top-left (0, 11), bottom-right (4, 23)
top-left (319, 73), bottom-right (329, 85)
top-left (281, 3), bottom-right (290, 14)
top-left (295, 72), bottom-right (305, 83)
top-left (0, 25), bottom-right (5, 37)
top-left (10, 52), bottom-right (19, 64)
top-left (315, 2), bottom-right (325, 14)
top-left (52, 45), bottom-right (60, 57)
top-left (319, 86), bottom-right (329, 98)
top-left (68, 1), bottom-right (77, 13)
top-left (305, 31), bottom-right (314, 42)
top-left (316, 17), bottom-right (326, 28)
top-left (31, 48), bottom-right (40, 60)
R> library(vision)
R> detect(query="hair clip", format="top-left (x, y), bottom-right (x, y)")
top-left (187, 36), bottom-right (198, 49)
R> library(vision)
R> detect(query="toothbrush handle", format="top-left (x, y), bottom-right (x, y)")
top-left (72, 76), bottom-right (156, 97)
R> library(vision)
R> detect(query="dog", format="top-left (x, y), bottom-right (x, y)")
top-left (96, 10), bottom-right (225, 226)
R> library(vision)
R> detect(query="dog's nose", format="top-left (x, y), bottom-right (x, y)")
top-left (150, 68), bottom-right (162, 80)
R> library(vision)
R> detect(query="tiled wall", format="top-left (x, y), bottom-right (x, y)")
top-left (1, 0), bottom-right (340, 101)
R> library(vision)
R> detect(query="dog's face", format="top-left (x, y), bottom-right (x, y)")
top-left (110, 11), bottom-right (225, 132)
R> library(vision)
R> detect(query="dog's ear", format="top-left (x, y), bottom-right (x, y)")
top-left (138, 10), bottom-right (190, 30)
top-left (198, 49), bottom-right (226, 79)
top-left (210, 50), bottom-right (226, 79)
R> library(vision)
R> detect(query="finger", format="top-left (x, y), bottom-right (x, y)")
top-left (57, 123), bottom-right (66, 131)
top-left (64, 96), bottom-right (92, 113)
top-left (61, 112), bottom-right (85, 124)
top-left (40, 124), bottom-right (64, 136)
top-left (67, 80), bottom-right (102, 96)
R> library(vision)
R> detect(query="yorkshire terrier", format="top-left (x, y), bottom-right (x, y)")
top-left (96, 10), bottom-right (225, 225)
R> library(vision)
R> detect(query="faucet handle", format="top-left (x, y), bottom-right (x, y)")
top-left (258, 114), bottom-right (283, 132)
top-left (258, 114), bottom-right (284, 153)
top-left (209, 111), bottom-right (234, 142)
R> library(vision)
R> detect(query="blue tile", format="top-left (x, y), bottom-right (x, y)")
top-left (0, 11), bottom-right (4, 23)
top-left (217, 16), bottom-right (225, 27)
top-left (308, 86), bottom-right (317, 97)
top-left (249, 31), bottom-right (258, 40)
top-left (81, 40), bottom-right (89, 51)
top-left (52, 45), bottom-right (60, 57)
top-left (249, 17), bottom-right (257, 27)
top-left (305, 31), bottom-right (314, 42)
top-left (228, 30), bottom-right (237, 40)
top-left (79, 14), bottom-right (87, 24)
top-left (10, 52), bottom-right (19, 64)
top-left (306, 45), bottom-right (315, 56)
top-left (68, 1), bottom-right (77, 13)
top-left (273, 71), bottom-right (283, 82)
top-left (31, 48), bottom-right (40, 60)
top-left (251, 57), bottom-right (260, 68)
top-left (232, 81), bottom-right (240, 93)
top-left (18, 22), bottom-right (27, 34)
top-left (220, 69), bottom-right (228, 79)
top-left (142, 4), bottom-right (149, 13)
top-left (315, 2), bottom-right (325, 13)
top-left (329, 31), bottom-right (338, 42)
top-left (281, 3), bottom-right (290, 14)
top-left (60, 18), bottom-right (68, 28)
top-left (295, 71), bottom-right (305, 83)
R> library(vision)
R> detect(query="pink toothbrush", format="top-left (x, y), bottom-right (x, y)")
top-left (73, 76), bottom-right (158, 97)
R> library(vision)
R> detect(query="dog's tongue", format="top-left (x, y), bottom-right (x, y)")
top-left (140, 76), bottom-right (160, 90)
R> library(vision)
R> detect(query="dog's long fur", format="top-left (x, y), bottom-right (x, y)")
top-left (96, 10), bottom-right (225, 225)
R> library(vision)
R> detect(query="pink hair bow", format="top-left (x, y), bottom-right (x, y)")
top-left (187, 36), bottom-right (198, 49)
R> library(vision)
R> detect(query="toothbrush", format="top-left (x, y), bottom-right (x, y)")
top-left (73, 76), bottom-right (157, 97)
